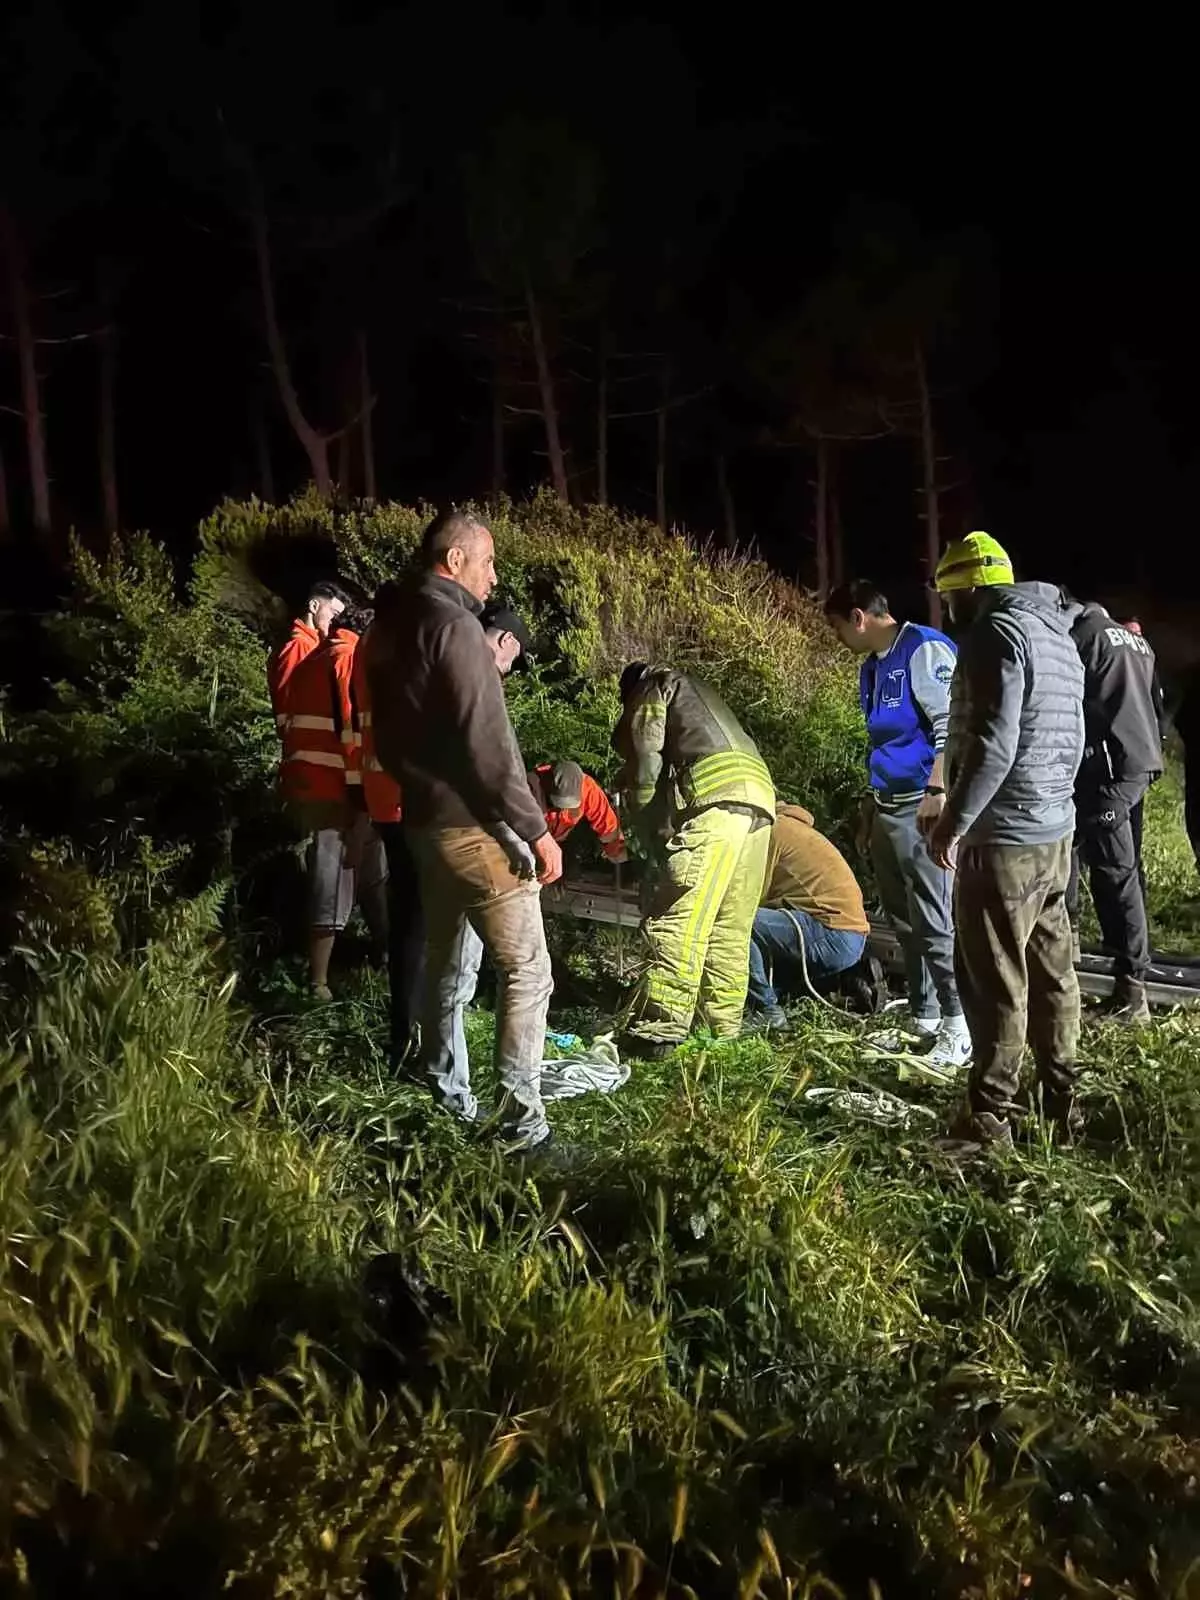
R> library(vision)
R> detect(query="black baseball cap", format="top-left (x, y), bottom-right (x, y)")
top-left (479, 603), bottom-right (534, 661)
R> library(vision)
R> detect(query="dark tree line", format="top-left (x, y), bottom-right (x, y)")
top-left (0, 1), bottom-right (987, 610)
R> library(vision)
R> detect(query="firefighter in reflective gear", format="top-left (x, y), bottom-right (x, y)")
top-left (282, 607), bottom-right (387, 998)
top-left (353, 622), bottom-right (426, 1063)
top-left (530, 761), bottom-right (628, 862)
top-left (267, 580), bottom-right (351, 728)
top-left (612, 662), bottom-right (776, 1051)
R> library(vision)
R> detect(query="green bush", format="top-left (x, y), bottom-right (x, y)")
top-left (3, 492), bottom-right (1198, 1595)
top-left (196, 488), bottom-right (866, 832)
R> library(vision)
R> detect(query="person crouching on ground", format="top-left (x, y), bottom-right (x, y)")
top-left (746, 804), bottom-right (869, 1031)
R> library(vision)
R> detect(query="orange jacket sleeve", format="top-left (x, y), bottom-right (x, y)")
top-left (268, 620), bottom-right (320, 723)
top-left (581, 775), bottom-right (626, 859)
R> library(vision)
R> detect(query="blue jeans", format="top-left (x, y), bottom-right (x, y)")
top-left (748, 907), bottom-right (866, 1009)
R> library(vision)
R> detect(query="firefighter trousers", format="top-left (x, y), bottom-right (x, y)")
top-left (628, 804), bottom-right (771, 1042)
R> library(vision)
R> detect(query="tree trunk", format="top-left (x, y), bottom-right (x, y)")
top-left (656, 359), bottom-right (671, 531)
top-left (814, 435), bottom-right (830, 601)
top-left (914, 339), bottom-right (942, 628)
top-left (251, 392), bottom-right (275, 502)
top-left (0, 207), bottom-right (52, 540)
top-left (830, 447), bottom-right (845, 588)
top-left (98, 315), bottom-right (119, 535)
top-left (358, 329), bottom-right (377, 501)
top-left (491, 359), bottom-right (506, 498)
top-left (251, 201), bottom-right (332, 496)
top-left (716, 451), bottom-right (736, 548)
top-left (0, 441), bottom-right (10, 542)
top-left (335, 422), bottom-right (351, 496)
top-left (525, 277), bottom-right (568, 503)
top-left (596, 328), bottom-right (608, 506)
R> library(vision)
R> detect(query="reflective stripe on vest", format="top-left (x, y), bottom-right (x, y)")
top-left (672, 751), bottom-right (775, 819)
top-left (352, 636), bottom-right (402, 823)
top-left (279, 642), bottom-right (348, 804)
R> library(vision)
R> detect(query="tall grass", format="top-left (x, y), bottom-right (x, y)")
top-left (4, 880), bottom-right (1199, 1594)
top-left (2, 496), bottom-right (1199, 1593)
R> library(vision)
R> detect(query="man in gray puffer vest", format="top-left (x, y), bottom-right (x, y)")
top-left (922, 533), bottom-right (1085, 1152)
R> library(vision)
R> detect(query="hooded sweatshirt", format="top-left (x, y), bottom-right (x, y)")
top-left (944, 583), bottom-right (1084, 846)
top-left (761, 805), bottom-right (869, 933)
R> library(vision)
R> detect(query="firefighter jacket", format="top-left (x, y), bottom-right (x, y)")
top-left (352, 630), bottom-right (402, 825)
top-left (532, 765), bottom-right (625, 860)
top-left (279, 628), bottom-right (360, 806)
top-left (612, 667), bottom-right (776, 831)
top-left (267, 618), bottom-right (320, 728)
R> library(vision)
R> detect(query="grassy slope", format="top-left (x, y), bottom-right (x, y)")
top-left (2, 498), bottom-right (1199, 1596)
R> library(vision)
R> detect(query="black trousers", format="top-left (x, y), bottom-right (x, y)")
top-left (376, 822), bottom-right (426, 1051)
top-left (1067, 776), bottom-right (1151, 984)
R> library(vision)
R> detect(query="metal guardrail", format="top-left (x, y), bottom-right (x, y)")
top-left (546, 875), bottom-right (1200, 1010)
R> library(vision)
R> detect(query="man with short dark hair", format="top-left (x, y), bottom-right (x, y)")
top-left (282, 603), bottom-right (387, 997)
top-left (366, 511), bottom-right (561, 1152)
top-left (267, 579), bottom-right (352, 727)
top-left (825, 579), bottom-right (967, 1069)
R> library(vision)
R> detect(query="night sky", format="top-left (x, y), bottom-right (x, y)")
top-left (2, 3), bottom-right (1194, 620)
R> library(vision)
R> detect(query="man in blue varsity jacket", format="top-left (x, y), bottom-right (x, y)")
top-left (826, 580), bottom-right (969, 1070)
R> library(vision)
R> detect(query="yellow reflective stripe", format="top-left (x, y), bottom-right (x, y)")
top-left (288, 714), bottom-right (337, 732)
top-left (666, 837), bottom-right (737, 986)
top-left (275, 712), bottom-right (289, 728)
top-left (364, 756), bottom-right (386, 772)
top-left (346, 773), bottom-right (363, 785)
top-left (359, 710), bottom-right (373, 727)
top-left (340, 729), bottom-right (360, 746)
top-left (689, 753), bottom-right (772, 797)
top-left (283, 751), bottom-right (344, 769)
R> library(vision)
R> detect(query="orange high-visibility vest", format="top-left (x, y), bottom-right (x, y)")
top-left (352, 629), bottom-right (402, 824)
top-left (534, 765), bottom-right (626, 860)
top-left (267, 619), bottom-right (321, 731)
top-left (279, 630), bottom-right (359, 806)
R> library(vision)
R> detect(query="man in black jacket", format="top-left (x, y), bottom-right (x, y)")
top-left (1063, 597), bottom-right (1164, 1024)
top-left (366, 511), bottom-right (562, 1152)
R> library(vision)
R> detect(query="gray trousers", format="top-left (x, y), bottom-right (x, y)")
top-left (871, 798), bottom-right (961, 1021)
top-left (307, 814), bottom-right (388, 940)
top-left (408, 826), bottom-right (553, 1150)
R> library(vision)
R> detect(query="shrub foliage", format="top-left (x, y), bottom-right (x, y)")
top-left (1, 495), bottom-right (1198, 1596)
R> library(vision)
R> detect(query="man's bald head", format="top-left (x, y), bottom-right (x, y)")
top-left (420, 510), bottom-right (496, 603)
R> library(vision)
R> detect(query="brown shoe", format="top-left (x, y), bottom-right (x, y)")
top-left (935, 1104), bottom-right (1015, 1161)
top-left (1105, 981), bottom-right (1151, 1028)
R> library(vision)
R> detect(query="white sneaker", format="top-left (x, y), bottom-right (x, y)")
top-left (922, 1026), bottom-right (973, 1072)
top-left (866, 1011), bottom-right (940, 1053)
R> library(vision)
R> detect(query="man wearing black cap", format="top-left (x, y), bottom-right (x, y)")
top-left (480, 602), bottom-right (533, 677)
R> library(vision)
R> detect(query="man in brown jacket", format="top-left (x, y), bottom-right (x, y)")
top-left (747, 804), bottom-right (869, 1030)
top-left (366, 510), bottom-right (562, 1152)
